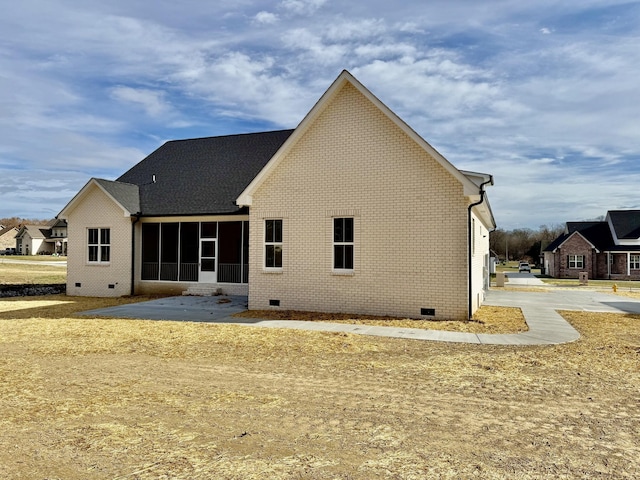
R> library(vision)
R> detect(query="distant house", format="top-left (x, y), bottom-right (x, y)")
top-left (544, 210), bottom-right (640, 280)
top-left (14, 220), bottom-right (67, 255)
top-left (0, 226), bottom-right (19, 252)
top-left (58, 70), bottom-right (496, 320)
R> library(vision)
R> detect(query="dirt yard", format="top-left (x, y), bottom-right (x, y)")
top-left (0, 295), bottom-right (639, 479)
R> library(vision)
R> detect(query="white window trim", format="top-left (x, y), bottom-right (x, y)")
top-left (264, 219), bottom-right (283, 272)
top-left (630, 254), bottom-right (640, 270)
top-left (87, 227), bottom-right (111, 264)
top-left (568, 254), bottom-right (584, 269)
top-left (332, 217), bottom-right (355, 274)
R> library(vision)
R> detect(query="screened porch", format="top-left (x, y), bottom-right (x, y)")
top-left (141, 221), bottom-right (249, 284)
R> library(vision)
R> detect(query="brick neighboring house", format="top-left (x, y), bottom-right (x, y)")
top-left (0, 226), bottom-right (19, 252)
top-left (543, 210), bottom-right (640, 280)
top-left (14, 220), bottom-right (68, 255)
top-left (58, 70), bottom-right (496, 320)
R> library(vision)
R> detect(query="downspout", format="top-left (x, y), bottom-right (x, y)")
top-left (468, 176), bottom-right (493, 320)
top-left (131, 213), bottom-right (141, 295)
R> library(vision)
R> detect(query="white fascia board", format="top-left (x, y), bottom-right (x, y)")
top-left (237, 72), bottom-right (350, 207)
top-left (58, 178), bottom-right (133, 219)
top-left (237, 70), bottom-right (486, 206)
top-left (554, 231), bottom-right (600, 253)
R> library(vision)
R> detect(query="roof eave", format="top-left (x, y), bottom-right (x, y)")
top-left (237, 70), bottom-right (485, 206)
top-left (58, 178), bottom-right (136, 220)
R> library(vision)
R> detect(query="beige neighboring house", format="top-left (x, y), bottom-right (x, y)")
top-left (58, 70), bottom-right (496, 319)
top-left (0, 226), bottom-right (19, 252)
top-left (14, 220), bottom-right (68, 256)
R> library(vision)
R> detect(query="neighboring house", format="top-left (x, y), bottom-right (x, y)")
top-left (14, 220), bottom-right (68, 256)
top-left (544, 210), bottom-right (640, 280)
top-left (58, 70), bottom-right (496, 320)
top-left (0, 226), bottom-right (19, 252)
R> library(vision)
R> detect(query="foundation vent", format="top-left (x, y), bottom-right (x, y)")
top-left (421, 308), bottom-right (435, 316)
top-left (269, 299), bottom-right (280, 307)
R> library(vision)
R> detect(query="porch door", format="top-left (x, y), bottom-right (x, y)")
top-left (200, 239), bottom-right (217, 283)
top-left (199, 222), bottom-right (218, 283)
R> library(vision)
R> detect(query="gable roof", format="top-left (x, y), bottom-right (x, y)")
top-left (117, 130), bottom-right (294, 216)
top-left (16, 224), bottom-right (51, 240)
top-left (58, 178), bottom-right (140, 219)
top-left (237, 70), bottom-right (489, 207)
top-left (94, 179), bottom-right (141, 214)
top-left (0, 226), bottom-right (18, 239)
top-left (545, 221), bottom-right (615, 253)
top-left (608, 210), bottom-right (640, 240)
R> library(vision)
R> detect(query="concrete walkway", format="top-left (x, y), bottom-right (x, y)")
top-left (76, 269), bottom-right (640, 346)
top-left (77, 278), bottom-right (640, 345)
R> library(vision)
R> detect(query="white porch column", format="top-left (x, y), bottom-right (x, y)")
top-left (628, 252), bottom-right (631, 276)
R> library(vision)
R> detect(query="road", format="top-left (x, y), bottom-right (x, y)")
top-left (0, 258), bottom-right (67, 267)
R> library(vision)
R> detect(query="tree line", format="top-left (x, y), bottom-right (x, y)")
top-left (489, 224), bottom-right (565, 265)
top-left (0, 217), bottom-right (50, 229)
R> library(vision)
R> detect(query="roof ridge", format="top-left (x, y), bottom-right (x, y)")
top-left (164, 129), bottom-right (296, 144)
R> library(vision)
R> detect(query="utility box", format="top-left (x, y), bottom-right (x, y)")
top-left (495, 272), bottom-right (505, 287)
top-left (579, 272), bottom-right (588, 285)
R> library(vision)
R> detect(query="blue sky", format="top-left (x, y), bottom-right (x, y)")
top-left (1, 0), bottom-right (639, 229)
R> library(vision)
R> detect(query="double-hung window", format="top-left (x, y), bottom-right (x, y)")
top-left (265, 219), bottom-right (283, 269)
top-left (88, 228), bottom-right (110, 263)
top-left (631, 255), bottom-right (640, 270)
top-left (568, 255), bottom-right (584, 269)
top-left (333, 217), bottom-right (354, 270)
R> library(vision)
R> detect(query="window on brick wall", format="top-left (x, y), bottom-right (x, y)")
top-left (265, 219), bottom-right (283, 269)
top-left (333, 217), bottom-right (354, 270)
top-left (568, 255), bottom-right (584, 269)
top-left (88, 228), bottom-right (110, 263)
top-left (631, 255), bottom-right (640, 270)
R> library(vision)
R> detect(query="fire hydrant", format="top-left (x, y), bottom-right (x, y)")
top-left (612, 284), bottom-right (618, 293)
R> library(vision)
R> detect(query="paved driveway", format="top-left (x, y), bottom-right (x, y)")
top-left (503, 271), bottom-right (545, 286)
top-left (485, 286), bottom-right (640, 315)
top-left (77, 282), bottom-right (640, 345)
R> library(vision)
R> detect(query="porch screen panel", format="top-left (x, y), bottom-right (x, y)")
top-left (243, 221), bottom-right (249, 283)
top-left (218, 222), bottom-right (243, 283)
top-left (160, 223), bottom-right (179, 281)
top-left (179, 222), bottom-right (199, 281)
top-left (141, 223), bottom-right (160, 280)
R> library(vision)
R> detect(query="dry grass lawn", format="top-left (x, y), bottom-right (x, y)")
top-left (0, 262), bottom-right (66, 285)
top-left (235, 304), bottom-right (528, 334)
top-left (0, 294), bottom-right (639, 479)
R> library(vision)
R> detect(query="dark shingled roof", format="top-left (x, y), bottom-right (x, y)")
top-left (544, 232), bottom-right (569, 252)
top-left (608, 210), bottom-right (640, 239)
top-left (94, 179), bottom-right (140, 214)
top-left (567, 222), bottom-right (614, 251)
top-left (545, 221), bottom-right (614, 252)
top-left (116, 130), bottom-right (294, 216)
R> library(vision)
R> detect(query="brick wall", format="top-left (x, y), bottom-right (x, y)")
top-left (554, 234), bottom-right (595, 279)
top-left (66, 183), bottom-right (133, 297)
top-left (248, 82), bottom-right (475, 320)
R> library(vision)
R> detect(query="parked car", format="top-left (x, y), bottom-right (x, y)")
top-left (518, 261), bottom-right (531, 273)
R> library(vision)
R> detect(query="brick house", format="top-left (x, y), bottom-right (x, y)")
top-left (0, 226), bottom-right (19, 252)
top-left (58, 70), bottom-right (496, 320)
top-left (543, 210), bottom-right (640, 280)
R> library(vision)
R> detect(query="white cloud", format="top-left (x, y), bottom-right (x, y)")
top-left (254, 11), bottom-right (279, 24)
top-left (1, 1), bottom-right (640, 226)
top-left (110, 86), bottom-right (172, 117)
top-left (279, 0), bottom-right (327, 16)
